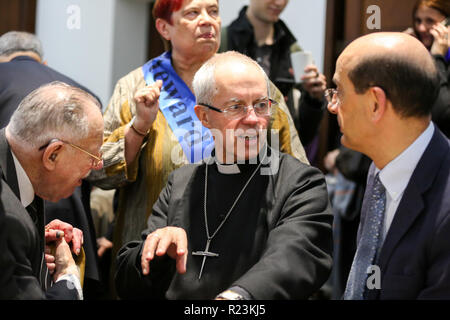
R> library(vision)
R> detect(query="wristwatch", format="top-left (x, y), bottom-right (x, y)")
top-left (216, 290), bottom-right (245, 300)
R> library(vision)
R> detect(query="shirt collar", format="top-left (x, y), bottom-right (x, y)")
top-left (376, 122), bottom-right (434, 201)
top-left (213, 144), bottom-right (270, 175)
top-left (11, 151), bottom-right (35, 207)
top-left (215, 161), bottom-right (241, 174)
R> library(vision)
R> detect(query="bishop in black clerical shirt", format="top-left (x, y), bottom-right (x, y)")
top-left (114, 51), bottom-right (333, 300)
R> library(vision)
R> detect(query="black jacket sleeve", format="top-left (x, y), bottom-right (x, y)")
top-left (115, 174), bottom-right (176, 299)
top-left (233, 159), bottom-right (333, 299)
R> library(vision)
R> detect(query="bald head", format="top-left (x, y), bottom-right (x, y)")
top-left (338, 32), bottom-right (439, 117)
top-left (341, 32), bottom-right (435, 72)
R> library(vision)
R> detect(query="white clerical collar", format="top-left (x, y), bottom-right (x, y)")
top-left (213, 145), bottom-right (269, 175)
top-left (375, 122), bottom-right (434, 201)
top-left (215, 158), bottom-right (241, 174)
top-left (11, 151), bottom-right (35, 207)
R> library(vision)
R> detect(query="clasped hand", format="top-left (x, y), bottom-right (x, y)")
top-left (44, 219), bottom-right (83, 281)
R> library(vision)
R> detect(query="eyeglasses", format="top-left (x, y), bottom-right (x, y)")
top-left (325, 88), bottom-right (340, 107)
top-left (198, 98), bottom-right (277, 119)
top-left (39, 138), bottom-right (103, 169)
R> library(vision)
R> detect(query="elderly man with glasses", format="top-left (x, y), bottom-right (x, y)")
top-left (114, 51), bottom-right (332, 300)
top-left (0, 81), bottom-right (104, 299)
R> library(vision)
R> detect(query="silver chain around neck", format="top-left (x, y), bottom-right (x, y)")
top-left (192, 153), bottom-right (266, 280)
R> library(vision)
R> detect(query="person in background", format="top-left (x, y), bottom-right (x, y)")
top-left (405, 0), bottom-right (449, 137)
top-left (221, 0), bottom-right (327, 161)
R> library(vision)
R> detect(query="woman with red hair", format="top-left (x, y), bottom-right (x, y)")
top-left (90, 0), bottom-right (307, 297)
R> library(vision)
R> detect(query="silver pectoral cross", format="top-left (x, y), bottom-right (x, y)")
top-left (192, 238), bottom-right (219, 280)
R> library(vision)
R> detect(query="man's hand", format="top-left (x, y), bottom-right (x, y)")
top-left (141, 226), bottom-right (188, 276)
top-left (301, 65), bottom-right (327, 101)
top-left (50, 238), bottom-right (80, 282)
top-left (133, 80), bottom-right (163, 134)
top-left (45, 219), bottom-right (83, 255)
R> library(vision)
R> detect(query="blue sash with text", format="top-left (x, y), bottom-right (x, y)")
top-left (142, 52), bottom-right (214, 163)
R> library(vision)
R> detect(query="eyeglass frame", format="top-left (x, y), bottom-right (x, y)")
top-left (198, 97), bottom-right (277, 119)
top-left (38, 138), bottom-right (103, 168)
top-left (325, 85), bottom-right (389, 107)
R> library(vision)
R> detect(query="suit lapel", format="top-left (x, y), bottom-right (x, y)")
top-left (0, 128), bottom-right (20, 199)
top-left (377, 129), bottom-right (449, 290)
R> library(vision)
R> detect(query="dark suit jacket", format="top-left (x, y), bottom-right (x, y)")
top-left (362, 127), bottom-right (450, 299)
top-left (0, 181), bottom-right (20, 299)
top-left (0, 56), bottom-right (100, 289)
top-left (0, 129), bottom-right (78, 299)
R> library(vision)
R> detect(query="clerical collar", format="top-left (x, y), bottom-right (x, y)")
top-left (11, 151), bottom-right (35, 207)
top-left (213, 146), bottom-right (270, 175)
top-left (215, 160), bottom-right (241, 174)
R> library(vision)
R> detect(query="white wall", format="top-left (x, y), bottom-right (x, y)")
top-left (36, 0), bottom-right (150, 109)
top-left (219, 0), bottom-right (327, 73)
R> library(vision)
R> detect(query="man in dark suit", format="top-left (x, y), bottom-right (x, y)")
top-left (327, 32), bottom-right (450, 299)
top-left (0, 81), bottom-right (104, 299)
top-left (0, 31), bottom-right (102, 297)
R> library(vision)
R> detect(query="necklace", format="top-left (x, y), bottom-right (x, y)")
top-left (192, 158), bottom-right (265, 280)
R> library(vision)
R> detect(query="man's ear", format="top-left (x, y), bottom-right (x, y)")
top-left (42, 142), bottom-right (63, 171)
top-left (155, 18), bottom-right (171, 41)
top-left (194, 105), bottom-right (211, 128)
top-left (369, 86), bottom-right (387, 123)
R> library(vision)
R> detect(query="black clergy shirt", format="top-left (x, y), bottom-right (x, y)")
top-left (115, 148), bottom-right (333, 300)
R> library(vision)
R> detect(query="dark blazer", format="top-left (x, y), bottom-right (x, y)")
top-left (0, 129), bottom-right (78, 299)
top-left (0, 56), bottom-right (101, 292)
top-left (363, 127), bottom-right (450, 299)
top-left (0, 181), bottom-right (20, 299)
top-left (0, 56), bottom-right (101, 128)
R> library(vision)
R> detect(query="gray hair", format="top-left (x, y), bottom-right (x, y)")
top-left (192, 51), bottom-right (270, 105)
top-left (0, 31), bottom-right (44, 59)
top-left (8, 81), bottom-right (101, 148)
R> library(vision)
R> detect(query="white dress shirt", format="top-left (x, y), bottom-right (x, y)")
top-left (11, 151), bottom-right (83, 299)
top-left (374, 122), bottom-right (434, 242)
